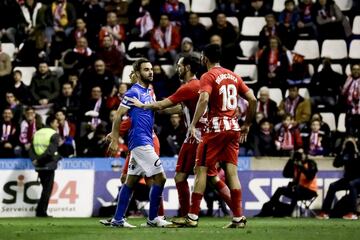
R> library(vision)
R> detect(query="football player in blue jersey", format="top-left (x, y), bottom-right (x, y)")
top-left (107, 58), bottom-right (172, 228)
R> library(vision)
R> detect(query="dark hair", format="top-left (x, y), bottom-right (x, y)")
top-left (133, 58), bottom-right (151, 72)
top-left (13, 70), bottom-right (22, 76)
top-left (203, 44), bottom-right (222, 63)
top-left (182, 55), bottom-right (200, 74)
top-left (285, 0), bottom-right (295, 5)
top-left (25, 106), bottom-right (35, 112)
top-left (46, 114), bottom-right (57, 126)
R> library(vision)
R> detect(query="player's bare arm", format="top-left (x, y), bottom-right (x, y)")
top-left (240, 90), bottom-right (257, 143)
top-left (129, 97), bottom-right (175, 110)
top-left (189, 92), bottom-right (209, 140)
top-left (158, 104), bottom-right (183, 115)
top-left (108, 105), bottom-right (128, 156)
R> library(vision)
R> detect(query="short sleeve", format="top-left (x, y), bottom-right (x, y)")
top-left (199, 72), bottom-right (213, 94)
top-left (237, 76), bottom-right (250, 96)
top-left (120, 90), bottom-right (138, 109)
top-left (168, 84), bottom-right (192, 104)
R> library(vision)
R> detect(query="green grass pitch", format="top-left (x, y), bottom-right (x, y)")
top-left (0, 217), bottom-right (359, 240)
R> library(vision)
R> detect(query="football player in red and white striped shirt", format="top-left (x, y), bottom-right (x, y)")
top-left (185, 44), bottom-right (257, 228)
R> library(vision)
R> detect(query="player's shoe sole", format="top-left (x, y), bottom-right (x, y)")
top-left (172, 216), bottom-right (198, 227)
top-left (223, 216), bottom-right (247, 229)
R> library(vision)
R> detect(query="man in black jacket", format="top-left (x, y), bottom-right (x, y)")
top-left (29, 115), bottom-right (62, 217)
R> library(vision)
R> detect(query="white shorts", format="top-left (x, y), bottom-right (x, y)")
top-left (128, 145), bottom-right (165, 177)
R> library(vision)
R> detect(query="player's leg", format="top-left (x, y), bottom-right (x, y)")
top-left (175, 172), bottom-right (190, 216)
top-left (209, 175), bottom-right (232, 211)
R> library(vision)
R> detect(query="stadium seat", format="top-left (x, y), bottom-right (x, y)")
top-left (352, 16), bottom-right (360, 35)
top-left (161, 64), bottom-right (175, 78)
top-left (191, 0), bottom-right (216, 13)
top-left (226, 17), bottom-right (239, 29)
top-left (241, 17), bottom-right (266, 37)
top-left (13, 66), bottom-right (36, 86)
top-left (320, 112), bottom-right (336, 131)
top-left (293, 40), bottom-right (320, 60)
top-left (49, 66), bottom-right (64, 77)
top-left (199, 17), bottom-right (213, 29)
top-left (345, 64), bottom-right (351, 76)
top-left (272, 0), bottom-right (298, 12)
top-left (349, 40), bottom-right (360, 59)
top-left (334, 0), bottom-right (352, 11)
top-left (257, 87), bottom-right (283, 106)
top-left (234, 64), bottom-right (258, 84)
top-left (239, 40), bottom-right (259, 58)
top-left (308, 63), bottom-right (315, 76)
top-left (321, 40), bottom-right (348, 60)
top-left (317, 64), bottom-right (343, 75)
top-left (337, 113), bottom-right (346, 133)
top-left (121, 65), bottom-right (133, 84)
top-left (285, 88), bottom-right (310, 99)
top-left (179, 0), bottom-right (190, 12)
top-left (126, 41), bottom-right (150, 61)
top-left (1, 43), bottom-right (16, 61)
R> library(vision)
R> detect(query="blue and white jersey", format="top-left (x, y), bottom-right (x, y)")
top-left (120, 83), bottom-right (155, 150)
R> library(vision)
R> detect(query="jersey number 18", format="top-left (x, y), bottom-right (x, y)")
top-left (219, 84), bottom-right (237, 111)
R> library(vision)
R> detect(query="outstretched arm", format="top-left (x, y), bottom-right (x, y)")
top-left (130, 97), bottom-right (175, 111)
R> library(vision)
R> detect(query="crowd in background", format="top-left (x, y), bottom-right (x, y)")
top-left (0, 0), bottom-right (360, 159)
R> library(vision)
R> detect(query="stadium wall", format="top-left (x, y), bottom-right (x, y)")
top-left (0, 157), bottom-right (343, 217)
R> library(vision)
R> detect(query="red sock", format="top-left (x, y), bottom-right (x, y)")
top-left (158, 197), bottom-right (164, 216)
top-left (176, 181), bottom-right (190, 216)
top-left (230, 189), bottom-right (243, 217)
top-left (214, 180), bottom-right (232, 210)
top-left (189, 192), bottom-right (203, 216)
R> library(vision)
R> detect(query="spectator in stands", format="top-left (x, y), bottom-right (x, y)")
top-left (80, 59), bottom-right (116, 102)
top-left (44, 0), bottom-right (77, 44)
top-left (55, 82), bottom-right (80, 122)
top-left (104, 0), bottom-right (129, 24)
top-left (71, 36), bottom-right (95, 71)
top-left (96, 35), bottom-right (125, 78)
top-left (69, 18), bottom-right (91, 48)
top-left (251, 118), bottom-right (277, 156)
top-left (19, 106), bottom-right (43, 156)
top-left (257, 150), bottom-right (318, 217)
top-left (286, 52), bottom-right (311, 87)
top-left (208, 11), bottom-right (238, 69)
top-left (152, 63), bottom-right (170, 100)
top-left (341, 64), bottom-right (360, 138)
top-left (257, 37), bottom-right (290, 90)
top-left (304, 118), bottom-right (330, 156)
top-left (278, 85), bottom-right (311, 126)
top-left (256, 86), bottom-right (279, 124)
top-left (80, 86), bottom-right (108, 138)
top-left (314, 0), bottom-right (351, 40)
top-left (48, 31), bottom-right (68, 66)
top-left (106, 83), bottom-right (128, 110)
top-left (175, 37), bottom-right (199, 63)
top-left (182, 12), bottom-right (209, 51)
top-left (297, 0), bottom-right (318, 37)
top-left (127, 0), bottom-right (158, 41)
top-left (4, 92), bottom-right (23, 125)
top-left (278, 0), bottom-right (299, 49)
top-left (20, 0), bottom-right (46, 35)
top-left (30, 62), bottom-right (60, 106)
top-left (258, 14), bottom-right (286, 49)
top-left (15, 28), bottom-right (49, 66)
top-left (81, 0), bottom-right (106, 47)
top-left (310, 58), bottom-right (344, 111)
top-left (160, 0), bottom-right (186, 26)
top-left (159, 113), bottom-right (186, 157)
top-left (241, 0), bottom-right (269, 21)
top-left (99, 12), bottom-right (126, 50)
top-left (217, 0), bottom-right (242, 16)
top-left (275, 114), bottom-right (303, 156)
top-left (148, 14), bottom-right (181, 63)
top-left (55, 109), bottom-right (75, 157)
top-left (0, 0), bottom-right (25, 45)
top-left (81, 122), bottom-right (108, 157)
top-left (0, 108), bottom-right (18, 158)
top-left (317, 137), bottom-right (360, 220)
top-left (6, 70), bottom-right (31, 105)
top-left (0, 41), bottom-right (12, 107)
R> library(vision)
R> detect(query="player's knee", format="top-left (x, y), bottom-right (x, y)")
top-left (152, 172), bottom-right (166, 186)
top-left (174, 172), bottom-right (187, 183)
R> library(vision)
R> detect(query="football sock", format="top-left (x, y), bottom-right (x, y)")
top-left (113, 184), bottom-right (133, 221)
top-left (189, 192), bottom-right (203, 216)
top-left (149, 184), bottom-right (163, 220)
top-left (214, 180), bottom-right (232, 210)
top-left (230, 189), bottom-right (243, 217)
top-left (158, 196), bottom-right (164, 216)
top-left (176, 180), bottom-right (190, 216)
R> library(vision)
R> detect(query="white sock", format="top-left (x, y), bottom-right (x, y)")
top-left (188, 213), bottom-right (198, 220)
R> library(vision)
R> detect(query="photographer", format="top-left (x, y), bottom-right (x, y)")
top-left (317, 137), bottom-right (360, 220)
top-left (257, 150), bottom-right (318, 217)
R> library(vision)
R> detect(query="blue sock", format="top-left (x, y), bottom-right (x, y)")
top-left (113, 184), bottom-right (133, 221)
top-left (149, 184), bottom-right (163, 221)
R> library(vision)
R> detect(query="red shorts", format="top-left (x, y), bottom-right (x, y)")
top-left (176, 142), bottom-right (198, 174)
top-left (121, 134), bottom-right (160, 175)
top-left (196, 131), bottom-right (240, 176)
